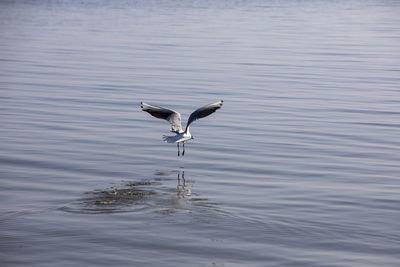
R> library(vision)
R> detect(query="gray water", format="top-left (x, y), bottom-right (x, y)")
top-left (1, 1), bottom-right (400, 266)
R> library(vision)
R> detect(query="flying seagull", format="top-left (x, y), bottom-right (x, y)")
top-left (141, 100), bottom-right (223, 156)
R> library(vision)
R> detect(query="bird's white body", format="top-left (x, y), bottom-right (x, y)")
top-left (163, 127), bottom-right (192, 143)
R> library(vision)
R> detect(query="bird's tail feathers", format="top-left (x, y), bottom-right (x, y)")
top-left (162, 135), bottom-right (176, 143)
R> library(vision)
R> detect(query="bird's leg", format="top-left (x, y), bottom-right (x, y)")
top-left (182, 142), bottom-right (185, 156)
top-left (177, 143), bottom-right (180, 156)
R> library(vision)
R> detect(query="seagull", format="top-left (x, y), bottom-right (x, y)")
top-left (141, 100), bottom-right (223, 156)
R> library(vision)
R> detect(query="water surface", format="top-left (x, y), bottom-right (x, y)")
top-left (1, 1), bottom-right (400, 266)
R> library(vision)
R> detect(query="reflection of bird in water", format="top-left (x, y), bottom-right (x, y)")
top-left (141, 100), bottom-right (223, 156)
top-left (177, 170), bottom-right (191, 198)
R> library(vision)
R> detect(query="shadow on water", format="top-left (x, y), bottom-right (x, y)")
top-left (60, 170), bottom-right (219, 215)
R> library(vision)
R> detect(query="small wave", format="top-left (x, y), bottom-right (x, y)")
top-left (59, 171), bottom-right (221, 215)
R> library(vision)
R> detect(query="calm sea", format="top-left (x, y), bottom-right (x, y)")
top-left (1, 1), bottom-right (400, 266)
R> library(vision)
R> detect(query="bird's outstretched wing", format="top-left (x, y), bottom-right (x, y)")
top-left (185, 100), bottom-right (223, 130)
top-left (141, 102), bottom-right (183, 133)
